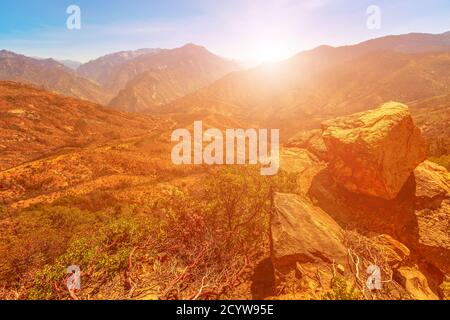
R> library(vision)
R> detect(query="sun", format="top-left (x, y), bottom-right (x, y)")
top-left (247, 37), bottom-right (297, 64)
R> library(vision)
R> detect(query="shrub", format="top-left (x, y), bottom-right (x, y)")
top-left (2, 165), bottom-right (301, 300)
top-left (29, 217), bottom-right (146, 300)
top-left (0, 205), bottom-right (106, 290)
top-left (321, 276), bottom-right (362, 300)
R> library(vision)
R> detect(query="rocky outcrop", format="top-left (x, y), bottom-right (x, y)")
top-left (322, 102), bottom-right (427, 200)
top-left (415, 198), bottom-right (450, 252)
top-left (414, 161), bottom-right (450, 203)
top-left (279, 148), bottom-right (326, 194)
top-left (412, 161), bottom-right (450, 275)
top-left (269, 192), bottom-right (415, 299)
top-left (394, 266), bottom-right (439, 300)
top-left (308, 158), bottom-right (450, 297)
top-left (270, 193), bottom-right (347, 273)
top-left (275, 103), bottom-right (448, 299)
top-left (287, 129), bottom-right (329, 161)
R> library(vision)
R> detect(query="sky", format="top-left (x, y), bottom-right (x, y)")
top-left (0, 0), bottom-right (449, 64)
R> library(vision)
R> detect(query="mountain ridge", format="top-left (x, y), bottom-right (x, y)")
top-left (155, 32), bottom-right (450, 145)
top-left (0, 50), bottom-right (110, 104)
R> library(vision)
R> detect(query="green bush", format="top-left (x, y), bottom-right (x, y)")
top-left (321, 276), bottom-right (362, 300)
top-left (29, 215), bottom-right (149, 299)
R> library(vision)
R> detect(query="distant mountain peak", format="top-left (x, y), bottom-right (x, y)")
top-left (180, 43), bottom-right (205, 49)
top-left (77, 48), bottom-right (164, 85)
top-left (57, 59), bottom-right (82, 70)
top-left (89, 48), bottom-right (162, 63)
top-left (0, 50), bottom-right (20, 58)
top-left (176, 43), bottom-right (212, 54)
top-left (310, 45), bottom-right (336, 53)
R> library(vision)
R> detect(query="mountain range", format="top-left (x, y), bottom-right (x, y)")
top-left (0, 45), bottom-right (239, 113)
top-left (1, 31), bottom-right (449, 157)
top-left (108, 44), bottom-right (239, 112)
top-left (0, 50), bottom-right (110, 104)
top-left (155, 32), bottom-right (450, 156)
top-left (77, 48), bottom-right (164, 86)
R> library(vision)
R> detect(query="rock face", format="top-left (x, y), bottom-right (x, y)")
top-left (414, 161), bottom-right (450, 251)
top-left (322, 102), bottom-right (427, 200)
top-left (279, 148), bottom-right (326, 194)
top-left (413, 161), bottom-right (450, 263)
top-left (287, 129), bottom-right (329, 161)
top-left (270, 193), bottom-right (347, 272)
top-left (394, 266), bottom-right (439, 300)
top-left (308, 155), bottom-right (450, 282)
top-left (414, 161), bottom-right (450, 202)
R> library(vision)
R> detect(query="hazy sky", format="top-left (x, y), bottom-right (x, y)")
top-left (1, 0), bottom-right (449, 63)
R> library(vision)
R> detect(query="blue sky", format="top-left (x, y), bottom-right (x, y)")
top-left (0, 0), bottom-right (449, 63)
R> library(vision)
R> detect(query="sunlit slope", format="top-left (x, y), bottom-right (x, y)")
top-left (0, 81), bottom-right (172, 171)
top-left (0, 51), bottom-right (110, 104)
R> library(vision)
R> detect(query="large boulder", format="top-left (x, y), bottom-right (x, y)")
top-left (322, 102), bottom-right (427, 200)
top-left (270, 193), bottom-right (347, 273)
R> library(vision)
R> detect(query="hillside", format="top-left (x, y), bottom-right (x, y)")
top-left (57, 60), bottom-right (82, 70)
top-left (109, 62), bottom-right (239, 113)
top-left (104, 44), bottom-right (239, 111)
top-left (0, 81), bottom-right (172, 171)
top-left (77, 48), bottom-right (164, 86)
top-left (0, 51), bottom-right (110, 104)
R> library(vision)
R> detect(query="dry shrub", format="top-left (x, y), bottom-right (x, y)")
top-left (0, 166), bottom-right (299, 300)
top-left (342, 231), bottom-right (409, 300)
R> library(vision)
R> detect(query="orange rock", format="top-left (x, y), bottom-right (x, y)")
top-left (279, 148), bottom-right (326, 194)
top-left (414, 160), bottom-right (450, 201)
top-left (394, 266), bottom-right (439, 300)
top-left (413, 161), bottom-right (450, 253)
top-left (322, 102), bottom-right (427, 200)
top-left (270, 193), bottom-right (347, 273)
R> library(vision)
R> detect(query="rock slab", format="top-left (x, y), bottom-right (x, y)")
top-left (271, 192), bottom-right (347, 272)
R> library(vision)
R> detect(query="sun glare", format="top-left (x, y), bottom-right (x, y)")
top-left (251, 45), bottom-right (293, 64)
top-left (246, 36), bottom-right (297, 65)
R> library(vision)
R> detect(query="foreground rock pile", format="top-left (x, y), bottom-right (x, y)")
top-left (270, 102), bottom-right (449, 300)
